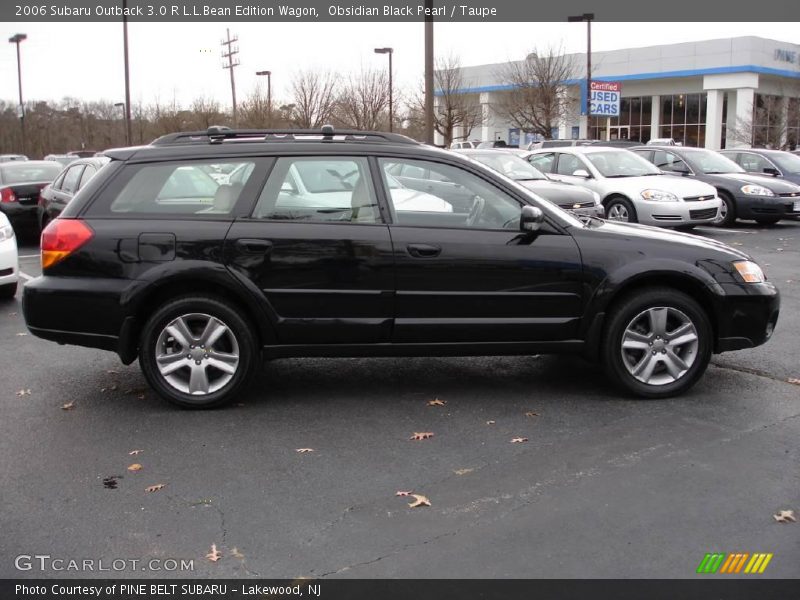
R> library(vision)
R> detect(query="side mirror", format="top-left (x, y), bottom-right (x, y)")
top-left (763, 167), bottom-right (780, 177)
top-left (520, 205), bottom-right (545, 232)
top-left (572, 169), bottom-right (591, 178)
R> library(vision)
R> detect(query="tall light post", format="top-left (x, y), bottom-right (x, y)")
top-left (255, 70), bottom-right (272, 127)
top-left (122, 0), bottom-right (132, 147)
top-left (8, 33), bottom-right (27, 154)
top-left (114, 102), bottom-right (129, 146)
top-left (568, 13), bottom-right (594, 139)
top-left (374, 47), bottom-right (393, 132)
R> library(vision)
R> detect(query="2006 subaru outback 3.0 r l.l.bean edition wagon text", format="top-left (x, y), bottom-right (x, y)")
top-left (22, 127), bottom-right (780, 408)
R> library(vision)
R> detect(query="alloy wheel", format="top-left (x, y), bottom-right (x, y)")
top-left (607, 203), bottom-right (629, 222)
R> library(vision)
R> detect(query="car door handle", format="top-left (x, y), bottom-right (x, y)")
top-left (235, 239), bottom-right (273, 254)
top-left (407, 243), bottom-right (441, 258)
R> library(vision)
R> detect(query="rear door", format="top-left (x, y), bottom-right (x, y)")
top-left (50, 163), bottom-right (85, 216)
top-left (225, 155), bottom-right (394, 345)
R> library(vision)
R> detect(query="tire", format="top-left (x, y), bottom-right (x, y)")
top-left (755, 216), bottom-right (781, 226)
top-left (675, 225), bottom-right (695, 232)
top-left (138, 295), bottom-right (258, 408)
top-left (605, 196), bottom-right (638, 223)
top-left (714, 191), bottom-right (736, 227)
top-left (0, 282), bottom-right (17, 300)
top-left (602, 287), bottom-right (712, 398)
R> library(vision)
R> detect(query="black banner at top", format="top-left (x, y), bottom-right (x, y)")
top-left (3, 0), bottom-right (800, 22)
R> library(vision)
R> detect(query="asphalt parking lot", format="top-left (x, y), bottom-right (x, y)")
top-left (1, 222), bottom-right (798, 579)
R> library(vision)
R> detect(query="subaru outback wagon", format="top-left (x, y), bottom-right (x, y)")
top-left (23, 127), bottom-right (780, 408)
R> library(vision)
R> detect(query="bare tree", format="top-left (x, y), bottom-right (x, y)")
top-left (334, 67), bottom-right (390, 130)
top-left (288, 69), bottom-right (338, 129)
top-left (419, 54), bottom-right (482, 147)
top-left (189, 96), bottom-right (225, 130)
top-left (238, 84), bottom-right (273, 128)
top-left (495, 45), bottom-right (578, 140)
top-left (727, 89), bottom-right (800, 149)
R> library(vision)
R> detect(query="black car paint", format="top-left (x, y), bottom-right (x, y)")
top-left (23, 139), bottom-right (779, 370)
top-left (632, 146), bottom-right (800, 221)
top-left (720, 149), bottom-right (800, 186)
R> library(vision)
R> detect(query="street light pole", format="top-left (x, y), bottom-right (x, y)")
top-left (255, 70), bottom-right (272, 127)
top-left (374, 48), bottom-right (393, 132)
top-left (122, 0), bottom-right (133, 147)
top-left (568, 13), bottom-right (594, 139)
top-left (8, 33), bottom-right (27, 154)
top-left (114, 102), bottom-right (128, 146)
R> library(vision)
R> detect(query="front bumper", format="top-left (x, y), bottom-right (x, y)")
top-left (636, 198), bottom-right (721, 227)
top-left (713, 281), bottom-right (780, 353)
top-left (734, 193), bottom-right (800, 220)
top-left (570, 204), bottom-right (605, 218)
top-left (0, 236), bottom-right (18, 286)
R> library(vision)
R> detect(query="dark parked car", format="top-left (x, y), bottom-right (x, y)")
top-left (719, 148), bottom-right (800, 186)
top-left (38, 157), bottom-right (110, 231)
top-left (67, 150), bottom-right (98, 158)
top-left (0, 160), bottom-right (63, 229)
top-left (631, 146), bottom-right (800, 226)
top-left (476, 140), bottom-right (508, 149)
top-left (453, 149), bottom-right (604, 217)
top-left (23, 126), bottom-right (779, 408)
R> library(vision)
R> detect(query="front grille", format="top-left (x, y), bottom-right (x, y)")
top-left (689, 208), bottom-right (718, 220)
top-left (652, 215), bottom-right (682, 221)
top-left (683, 194), bottom-right (716, 202)
top-left (779, 192), bottom-right (800, 198)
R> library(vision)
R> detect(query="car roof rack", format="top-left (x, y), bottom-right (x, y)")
top-left (151, 124), bottom-right (420, 146)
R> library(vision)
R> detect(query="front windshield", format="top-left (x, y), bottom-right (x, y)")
top-left (770, 152), bottom-right (800, 174)
top-left (584, 151), bottom-right (662, 177)
top-left (686, 150), bottom-right (745, 174)
top-left (470, 153), bottom-right (546, 180)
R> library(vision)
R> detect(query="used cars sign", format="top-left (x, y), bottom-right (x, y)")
top-left (590, 81), bottom-right (622, 116)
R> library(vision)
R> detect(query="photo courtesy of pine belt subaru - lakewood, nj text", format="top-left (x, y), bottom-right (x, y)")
top-left (22, 126), bottom-right (780, 408)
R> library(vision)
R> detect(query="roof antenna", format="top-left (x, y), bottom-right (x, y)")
top-left (321, 124), bottom-right (334, 141)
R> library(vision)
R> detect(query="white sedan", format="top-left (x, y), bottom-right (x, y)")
top-left (0, 212), bottom-right (19, 299)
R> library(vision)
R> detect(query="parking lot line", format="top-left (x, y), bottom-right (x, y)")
top-left (18, 271), bottom-right (34, 281)
top-left (695, 227), bottom-right (757, 234)
top-left (18, 254), bottom-right (41, 259)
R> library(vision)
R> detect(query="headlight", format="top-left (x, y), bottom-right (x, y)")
top-left (641, 189), bottom-right (679, 202)
top-left (0, 224), bottom-right (14, 242)
top-left (740, 185), bottom-right (775, 197)
top-left (733, 260), bottom-right (766, 283)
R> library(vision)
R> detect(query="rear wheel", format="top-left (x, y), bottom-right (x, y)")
top-left (603, 288), bottom-right (712, 398)
top-left (0, 282), bottom-right (17, 300)
top-left (605, 197), bottom-right (638, 223)
top-left (138, 295), bottom-right (258, 408)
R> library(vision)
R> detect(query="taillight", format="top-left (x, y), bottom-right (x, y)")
top-left (40, 219), bottom-right (94, 269)
top-left (0, 187), bottom-right (16, 203)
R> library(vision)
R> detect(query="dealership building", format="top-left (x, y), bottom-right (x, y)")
top-left (442, 36), bottom-right (800, 149)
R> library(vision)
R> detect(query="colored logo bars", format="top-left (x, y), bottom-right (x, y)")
top-left (696, 552), bottom-right (773, 574)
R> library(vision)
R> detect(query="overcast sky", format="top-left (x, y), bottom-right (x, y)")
top-left (1, 22), bottom-right (798, 109)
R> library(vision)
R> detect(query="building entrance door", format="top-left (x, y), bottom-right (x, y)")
top-left (609, 126), bottom-right (630, 141)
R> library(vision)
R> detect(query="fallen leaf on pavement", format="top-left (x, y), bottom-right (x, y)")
top-left (127, 463), bottom-right (143, 472)
top-left (103, 476), bottom-right (121, 489)
top-left (410, 432), bottom-right (434, 441)
top-left (205, 544), bottom-right (222, 562)
top-left (395, 490), bottom-right (413, 496)
top-left (773, 510), bottom-right (796, 523)
top-left (427, 398), bottom-right (446, 406)
top-left (486, 420), bottom-right (496, 425)
top-left (145, 484), bottom-right (166, 493)
top-left (106, 369), bottom-right (119, 375)
top-left (787, 378), bottom-right (800, 386)
top-left (61, 402), bottom-right (76, 411)
top-left (525, 412), bottom-right (539, 418)
top-left (15, 332), bottom-right (27, 337)
top-left (510, 437), bottom-right (529, 443)
top-left (129, 449), bottom-right (143, 455)
top-left (231, 548), bottom-right (245, 559)
top-left (8, 312), bottom-right (17, 316)
top-left (16, 389), bottom-right (31, 397)
top-left (408, 494), bottom-right (431, 508)
top-left (295, 448), bottom-right (314, 453)
top-left (454, 468), bottom-right (473, 476)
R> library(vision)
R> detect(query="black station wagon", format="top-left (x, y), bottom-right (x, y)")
top-left (23, 127), bottom-right (780, 408)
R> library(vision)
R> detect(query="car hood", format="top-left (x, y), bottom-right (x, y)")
top-left (603, 174), bottom-right (717, 197)
top-left (587, 219), bottom-right (752, 262)
top-left (700, 172), bottom-right (800, 194)
top-left (517, 180), bottom-right (597, 206)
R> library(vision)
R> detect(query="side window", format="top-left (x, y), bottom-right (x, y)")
top-left (739, 153), bottom-right (772, 173)
top-left (555, 153), bottom-right (582, 176)
top-left (51, 171), bottom-right (67, 191)
top-left (253, 156), bottom-right (380, 224)
top-left (62, 165), bottom-right (84, 194)
top-left (653, 151), bottom-right (690, 174)
top-left (78, 165), bottom-right (97, 190)
top-left (104, 160), bottom-right (256, 216)
top-left (529, 153), bottom-right (555, 173)
top-left (378, 158), bottom-right (521, 230)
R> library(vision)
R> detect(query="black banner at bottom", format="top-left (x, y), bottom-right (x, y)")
top-left (3, 579), bottom-right (800, 600)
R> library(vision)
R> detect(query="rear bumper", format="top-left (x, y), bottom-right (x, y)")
top-left (713, 281), bottom-right (780, 353)
top-left (0, 203), bottom-right (37, 221)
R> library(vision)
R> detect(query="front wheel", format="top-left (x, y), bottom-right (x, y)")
top-left (714, 192), bottom-right (736, 227)
top-left (603, 288), bottom-right (712, 398)
top-left (605, 197), bottom-right (638, 223)
top-left (138, 295), bottom-right (258, 408)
